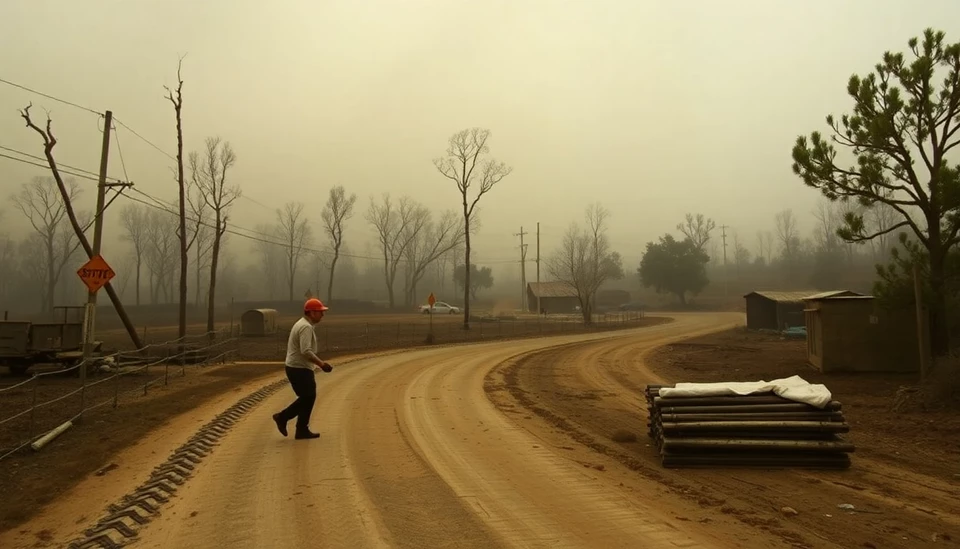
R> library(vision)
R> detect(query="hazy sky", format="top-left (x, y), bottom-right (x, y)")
top-left (3, 0), bottom-right (960, 281)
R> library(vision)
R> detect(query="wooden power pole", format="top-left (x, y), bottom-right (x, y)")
top-left (536, 222), bottom-right (541, 317)
top-left (516, 226), bottom-right (528, 312)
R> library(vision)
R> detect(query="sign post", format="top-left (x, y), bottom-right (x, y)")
top-left (427, 292), bottom-right (436, 340)
top-left (78, 254), bottom-right (116, 359)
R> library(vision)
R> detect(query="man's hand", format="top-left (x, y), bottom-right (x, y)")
top-left (320, 362), bottom-right (333, 373)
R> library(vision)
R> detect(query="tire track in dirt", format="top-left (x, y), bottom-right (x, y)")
top-left (487, 326), bottom-right (960, 549)
top-left (128, 319), bottom-right (707, 548)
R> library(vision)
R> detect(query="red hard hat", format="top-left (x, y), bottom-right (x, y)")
top-left (305, 298), bottom-right (329, 312)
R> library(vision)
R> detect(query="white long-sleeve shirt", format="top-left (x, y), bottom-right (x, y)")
top-left (285, 316), bottom-right (320, 370)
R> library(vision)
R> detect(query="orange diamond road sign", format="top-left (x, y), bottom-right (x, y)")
top-left (77, 254), bottom-right (115, 293)
top-left (428, 292), bottom-right (436, 306)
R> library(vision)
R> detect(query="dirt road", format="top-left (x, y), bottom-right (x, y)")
top-left (11, 312), bottom-right (724, 549)
top-left (21, 311), bottom-right (953, 549)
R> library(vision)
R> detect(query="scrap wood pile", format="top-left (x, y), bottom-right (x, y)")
top-left (645, 376), bottom-right (854, 469)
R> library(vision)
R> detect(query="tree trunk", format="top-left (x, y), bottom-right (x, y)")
top-left (928, 249), bottom-right (949, 357)
top-left (463, 214), bottom-right (471, 330)
top-left (45, 238), bottom-right (54, 312)
top-left (676, 291), bottom-right (687, 306)
top-left (327, 252), bottom-right (339, 302)
top-left (135, 257), bottom-right (141, 306)
top-left (207, 224), bottom-right (222, 341)
top-left (288, 254), bottom-right (294, 302)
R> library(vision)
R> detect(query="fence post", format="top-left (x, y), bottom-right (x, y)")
top-left (479, 320), bottom-right (483, 340)
top-left (79, 361), bottom-right (87, 421)
top-left (397, 322), bottom-right (400, 346)
top-left (29, 377), bottom-right (38, 441)
top-left (113, 371), bottom-right (120, 408)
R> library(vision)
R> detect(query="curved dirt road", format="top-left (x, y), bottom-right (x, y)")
top-left (119, 313), bottom-right (741, 549)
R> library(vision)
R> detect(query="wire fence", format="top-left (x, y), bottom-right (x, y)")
top-left (233, 311), bottom-right (650, 360)
top-left (0, 311), bottom-right (648, 461)
top-left (0, 329), bottom-right (238, 461)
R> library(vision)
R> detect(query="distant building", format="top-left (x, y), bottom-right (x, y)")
top-left (526, 281), bottom-right (580, 314)
top-left (804, 295), bottom-right (921, 373)
top-left (240, 308), bottom-right (278, 337)
top-left (744, 290), bottom-right (862, 331)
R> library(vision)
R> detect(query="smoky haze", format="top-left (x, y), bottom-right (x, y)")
top-left (2, 0), bottom-right (960, 312)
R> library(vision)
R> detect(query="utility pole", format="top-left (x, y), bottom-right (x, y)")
top-left (82, 111), bottom-right (113, 363)
top-left (516, 226), bottom-right (528, 311)
top-left (536, 222), bottom-right (541, 317)
top-left (82, 112), bottom-right (133, 361)
top-left (720, 224), bottom-right (729, 298)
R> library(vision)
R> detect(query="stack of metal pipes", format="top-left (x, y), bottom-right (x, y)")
top-left (644, 384), bottom-right (855, 469)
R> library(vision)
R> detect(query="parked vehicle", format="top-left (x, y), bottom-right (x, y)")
top-left (418, 301), bottom-right (461, 314)
top-left (0, 307), bottom-right (89, 375)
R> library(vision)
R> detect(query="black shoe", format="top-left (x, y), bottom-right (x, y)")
top-left (295, 430), bottom-right (320, 440)
top-left (272, 413), bottom-right (288, 437)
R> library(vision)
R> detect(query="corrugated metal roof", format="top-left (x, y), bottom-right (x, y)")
top-left (803, 290), bottom-right (865, 301)
top-left (528, 281), bottom-right (579, 298)
top-left (744, 289), bottom-right (865, 303)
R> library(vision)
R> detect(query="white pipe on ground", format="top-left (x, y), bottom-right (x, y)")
top-left (31, 420), bottom-right (73, 451)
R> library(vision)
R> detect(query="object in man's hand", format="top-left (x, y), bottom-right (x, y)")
top-left (321, 363), bottom-right (333, 373)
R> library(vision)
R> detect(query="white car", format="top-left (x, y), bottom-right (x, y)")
top-left (419, 301), bottom-right (461, 314)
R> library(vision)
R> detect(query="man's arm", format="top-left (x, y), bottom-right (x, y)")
top-left (298, 326), bottom-right (331, 371)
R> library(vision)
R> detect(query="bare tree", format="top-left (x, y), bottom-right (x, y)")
top-left (309, 251), bottom-right (329, 299)
top-left (434, 128), bottom-right (512, 329)
top-left (276, 202), bottom-right (312, 301)
top-left (547, 204), bottom-right (622, 324)
top-left (254, 223), bottom-right (283, 299)
top-left (165, 57), bottom-right (189, 341)
top-left (775, 209), bottom-right (800, 261)
top-left (0, 232), bottom-right (15, 303)
top-left (366, 194), bottom-right (422, 308)
top-left (677, 213), bottom-right (716, 253)
top-left (19, 105), bottom-right (142, 347)
top-left (119, 204), bottom-right (149, 305)
top-left (144, 208), bottom-right (178, 304)
top-left (866, 200), bottom-right (899, 260)
top-left (732, 232), bottom-right (751, 275)
top-left (191, 136), bottom-right (239, 335)
top-left (402, 210), bottom-right (464, 306)
top-left (812, 198), bottom-right (840, 252)
top-left (11, 176), bottom-right (83, 311)
top-left (321, 185), bottom-right (357, 302)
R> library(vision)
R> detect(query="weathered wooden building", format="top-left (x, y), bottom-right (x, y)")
top-left (804, 295), bottom-right (921, 373)
top-left (526, 282), bottom-right (580, 314)
top-left (744, 290), bottom-right (861, 331)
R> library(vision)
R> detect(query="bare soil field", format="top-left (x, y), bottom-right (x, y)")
top-left (487, 324), bottom-right (960, 548)
top-left (650, 328), bottom-right (960, 480)
top-left (97, 311), bottom-right (642, 361)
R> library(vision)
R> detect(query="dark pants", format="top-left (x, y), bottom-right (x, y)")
top-left (278, 367), bottom-right (316, 432)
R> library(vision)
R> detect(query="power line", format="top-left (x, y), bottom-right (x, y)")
top-left (0, 151), bottom-right (105, 183)
top-left (111, 124), bottom-right (131, 182)
top-left (0, 77), bottom-right (103, 116)
top-left (121, 187), bottom-right (521, 265)
top-left (0, 144), bottom-right (103, 179)
top-left (112, 117), bottom-right (177, 162)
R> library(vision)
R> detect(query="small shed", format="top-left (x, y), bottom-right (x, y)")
top-left (804, 295), bottom-right (921, 373)
top-left (240, 309), bottom-right (278, 337)
top-left (527, 281), bottom-right (580, 314)
top-left (744, 290), bottom-right (862, 331)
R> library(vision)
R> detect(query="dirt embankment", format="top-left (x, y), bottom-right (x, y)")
top-left (487, 327), bottom-right (960, 549)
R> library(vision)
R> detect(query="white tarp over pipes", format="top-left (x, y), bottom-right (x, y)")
top-left (657, 375), bottom-right (833, 409)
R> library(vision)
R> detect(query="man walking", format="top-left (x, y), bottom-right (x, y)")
top-left (273, 298), bottom-right (333, 440)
